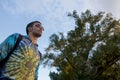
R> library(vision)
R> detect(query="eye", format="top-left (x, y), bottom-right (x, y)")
top-left (35, 24), bottom-right (40, 27)
top-left (34, 24), bottom-right (44, 31)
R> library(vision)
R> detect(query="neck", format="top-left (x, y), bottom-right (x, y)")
top-left (28, 34), bottom-right (38, 44)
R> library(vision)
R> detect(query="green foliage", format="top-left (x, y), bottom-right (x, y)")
top-left (42, 10), bottom-right (120, 80)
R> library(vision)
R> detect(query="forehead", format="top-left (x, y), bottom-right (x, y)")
top-left (33, 22), bottom-right (41, 25)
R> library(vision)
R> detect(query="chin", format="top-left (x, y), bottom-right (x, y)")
top-left (34, 33), bottom-right (42, 37)
top-left (37, 34), bottom-right (41, 37)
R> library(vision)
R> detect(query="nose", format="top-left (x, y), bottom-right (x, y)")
top-left (40, 26), bottom-right (44, 31)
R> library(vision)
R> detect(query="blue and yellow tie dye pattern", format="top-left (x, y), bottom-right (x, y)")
top-left (0, 33), bottom-right (41, 80)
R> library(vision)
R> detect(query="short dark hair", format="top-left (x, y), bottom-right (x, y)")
top-left (26, 21), bottom-right (41, 35)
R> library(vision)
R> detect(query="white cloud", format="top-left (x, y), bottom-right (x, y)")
top-left (1, 0), bottom-right (120, 17)
top-left (0, 0), bottom-right (42, 15)
top-left (84, 0), bottom-right (120, 18)
top-left (1, 0), bottom-right (120, 41)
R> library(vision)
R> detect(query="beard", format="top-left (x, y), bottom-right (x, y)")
top-left (33, 32), bottom-right (42, 37)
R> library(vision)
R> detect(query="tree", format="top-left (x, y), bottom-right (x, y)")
top-left (42, 10), bottom-right (120, 80)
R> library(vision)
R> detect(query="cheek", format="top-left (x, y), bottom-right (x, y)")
top-left (33, 28), bottom-right (41, 33)
top-left (32, 28), bottom-right (38, 31)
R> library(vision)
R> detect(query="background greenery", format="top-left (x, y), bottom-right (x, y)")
top-left (42, 10), bottom-right (120, 80)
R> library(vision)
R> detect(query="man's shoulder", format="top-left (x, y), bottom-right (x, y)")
top-left (6, 33), bottom-right (23, 43)
top-left (9, 33), bottom-right (31, 45)
top-left (9, 33), bottom-right (26, 39)
top-left (9, 33), bottom-right (21, 37)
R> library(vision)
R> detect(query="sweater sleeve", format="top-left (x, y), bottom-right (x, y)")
top-left (0, 33), bottom-right (19, 61)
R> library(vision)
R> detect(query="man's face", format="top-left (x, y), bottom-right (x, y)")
top-left (31, 22), bottom-right (44, 37)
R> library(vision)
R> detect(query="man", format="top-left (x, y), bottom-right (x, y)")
top-left (0, 21), bottom-right (44, 80)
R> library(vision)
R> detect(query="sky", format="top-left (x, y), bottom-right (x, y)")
top-left (0, 0), bottom-right (120, 80)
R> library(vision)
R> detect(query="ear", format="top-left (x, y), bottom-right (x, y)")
top-left (28, 27), bottom-right (32, 33)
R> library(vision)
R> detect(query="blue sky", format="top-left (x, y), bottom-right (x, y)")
top-left (0, 0), bottom-right (120, 80)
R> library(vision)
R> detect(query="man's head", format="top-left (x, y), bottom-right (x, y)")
top-left (26, 21), bottom-right (44, 37)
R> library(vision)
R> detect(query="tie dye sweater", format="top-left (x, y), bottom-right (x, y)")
top-left (0, 33), bottom-right (41, 80)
